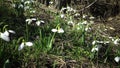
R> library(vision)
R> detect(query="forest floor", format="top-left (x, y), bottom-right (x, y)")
top-left (30, 4), bottom-right (120, 68)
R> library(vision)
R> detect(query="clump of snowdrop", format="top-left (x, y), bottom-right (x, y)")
top-left (114, 56), bottom-right (120, 63)
top-left (51, 28), bottom-right (64, 33)
top-left (0, 30), bottom-right (15, 42)
top-left (18, 41), bottom-right (33, 51)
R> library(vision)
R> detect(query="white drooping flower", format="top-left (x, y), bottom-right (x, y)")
top-left (49, 1), bottom-right (53, 4)
top-left (113, 39), bottom-right (120, 45)
top-left (58, 28), bottom-right (64, 33)
top-left (18, 43), bottom-right (25, 51)
top-left (0, 30), bottom-right (15, 42)
top-left (36, 21), bottom-right (41, 26)
top-left (18, 42), bottom-right (33, 51)
top-left (91, 45), bottom-right (102, 52)
top-left (26, 18), bottom-right (36, 24)
top-left (25, 42), bottom-right (33, 46)
top-left (60, 14), bottom-right (65, 18)
top-left (92, 41), bottom-right (96, 45)
top-left (67, 20), bottom-right (74, 25)
top-left (51, 28), bottom-right (64, 33)
top-left (0, 31), bottom-right (10, 42)
top-left (82, 14), bottom-right (87, 18)
top-left (51, 29), bottom-right (58, 33)
top-left (24, 1), bottom-right (31, 5)
top-left (114, 56), bottom-right (120, 63)
top-left (18, 4), bottom-right (24, 8)
top-left (36, 20), bottom-right (45, 26)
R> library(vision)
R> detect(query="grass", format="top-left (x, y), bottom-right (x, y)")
top-left (0, 0), bottom-right (120, 68)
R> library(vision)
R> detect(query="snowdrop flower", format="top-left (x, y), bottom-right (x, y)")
top-left (114, 39), bottom-right (120, 45)
top-left (36, 21), bottom-right (41, 26)
top-left (60, 8), bottom-right (67, 12)
top-left (18, 42), bottom-right (24, 51)
top-left (51, 29), bottom-right (58, 33)
top-left (91, 47), bottom-right (98, 52)
top-left (60, 14), bottom-right (65, 18)
top-left (91, 45), bottom-right (102, 52)
top-left (58, 28), bottom-right (64, 33)
top-left (24, 1), bottom-right (31, 5)
top-left (0, 31), bottom-right (10, 42)
top-left (26, 18), bottom-right (36, 24)
top-left (36, 20), bottom-right (45, 26)
top-left (0, 30), bottom-right (15, 42)
top-left (92, 41), bottom-right (96, 45)
top-left (67, 6), bottom-right (73, 12)
top-left (18, 4), bottom-right (24, 8)
top-left (68, 20), bottom-right (74, 26)
top-left (25, 42), bottom-right (33, 46)
top-left (49, 1), bottom-right (53, 4)
top-left (40, 20), bottom-right (45, 24)
top-left (18, 42), bottom-right (33, 51)
top-left (114, 56), bottom-right (120, 63)
top-left (51, 28), bottom-right (64, 33)
top-left (85, 27), bottom-right (91, 31)
top-left (82, 14), bottom-right (87, 18)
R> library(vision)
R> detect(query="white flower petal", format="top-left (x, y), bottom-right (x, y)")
top-left (0, 32), bottom-right (10, 42)
top-left (18, 43), bottom-right (25, 51)
top-left (91, 48), bottom-right (97, 52)
top-left (31, 18), bottom-right (36, 21)
top-left (51, 29), bottom-right (57, 33)
top-left (40, 20), bottom-right (45, 23)
top-left (36, 21), bottom-right (41, 26)
top-left (58, 28), bottom-right (64, 33)
top-left (114, 39), bottom-right (120, 45)
top-left (8, 30), bottom-right (15, 34)
top-left (114, 56), bottom-right (120, 63)
top-left (92, 41), bottom-right (96, 45)
top-left (60, 14), bottom-right (65, 18)
top-left (25, 42), bottom-right (33, 46)
top-left (4, 31), bottom-right (9, 36)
